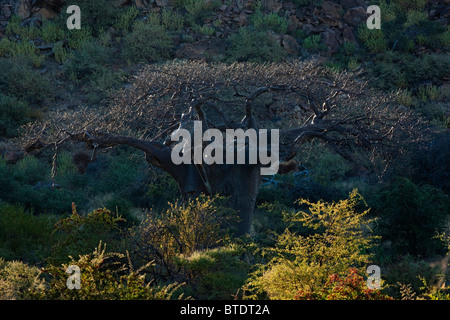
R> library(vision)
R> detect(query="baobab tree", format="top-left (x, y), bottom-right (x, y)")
top-left (20, 58), bottom-right (427, 234)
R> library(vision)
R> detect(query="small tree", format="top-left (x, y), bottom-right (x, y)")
top-left (246, 190), bottom-right (379, 300)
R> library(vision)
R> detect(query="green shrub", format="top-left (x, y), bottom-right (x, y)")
top-left (161, 8), bottom-right (185, 31)
top-left (0, 37), bottom-right (44, 67)
top-left (295, 268), bottom-right (393, 300)
top-left (41, 20), bottom-right (66, 43)
top-left (227, 27), bottom-right (286, 62)
top-left (52, 41), bottom-right (70, 64)
top-left (6, 15), bottom-right (40, 40)
top-left (147, 173), bottom-right (179, 209)
top-left (374, 178), bottom-right (449, 257)
top-left (383, 255), bottom-right (443, 299)
top-left (393, 0), bottom-right (426, 11)
top-left (61, 0), bottom-right (121, 35)
top-left (246, 190), bottom-right (378, 299)
top-left (404, 10), bottom-right (428, 28)
top-left (177, 0), bottom-right (219, 22)
top-left (121, 21), bottom-right (172, 63)
top-left (250, 10), bottom-right (288, 34)
top-left (0, 94), bottom-right (32, 137)
top-left (0, 56), bottom-right (51, 104)
top-left (417, 85), bottom-right (440, 102)
top-left (302, 35), bottom-right (323, 52)
top-left (133, 195), bottom-right (237, 277)
top-left (32, 242), bottom-right (183, 300)
top-left (66, 26), bottom-right (94, 49)
top-left (0, 258), bottom-right (44, 300)
top-left (49, 206), bottom-right (128, 265)
top-left (358, 25), bottom-right (387, 53)
top-left (0, 203), bottom-right (56, 264)
top-left (65, 41), bottom-right (113, 81)
top-left (114, 6), bottom-right (140, 33)
top-left (83, 67), bottom-right (125, 104)
top-left (175, 245), bottom-right (251, 299)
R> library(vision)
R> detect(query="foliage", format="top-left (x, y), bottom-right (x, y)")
top-left (0, 37), bottom-right (44, 67)
top-left (121, 21), bottom-right (173, 63)
top-left (61, 0), bottom-right (121, 36)
top-left (246, 190), bottom-right (378, 299)
top-left (41, 20), bottom-right (66, 44)
top-left (175, 245), bottom-right (251, 299)
top-left (0, 258), bottom-right (44, 300)
top-left (295, 268), bottom-right (393, 300)
top-left (393, 0), bottom-right (426, 11)
top-left (132, 195), bottom-right (237, 277)
top-left (250, 10), bottom-right (288, 34)
top-left (374, 178), bottom-right (449, 258)
top-left (0, 94), bottom-right (32, 137)
top-left (32, 242), bottom-right (184, 300)
top-left (114, 6), bottom-right (140, 34)
top-left (49, 205), bottom-right (127, 265)
top-left (64, 40), bottom-right (124, 103)
top-left (5, 15), bottom-right (40, 40)
top-left (382, 254), bottom-right (444, 299)
top-left (65, 41), bottom-right (113, 81)
top-left (160, 9), bottom-right (185, 31)
top-left (358, 26), bottom-right (387, 53)
top-left (227, 27), bottom-right (286, 62)
top-left (303, 35), bottom-right (325, 52)
top-left (177, 0), bottom-right (219, 22)
top-left (52, 41), bottom-right (70, 64)
top-left (0, 203), bottom-right (56, 264)
top-left (0, 56), bottom-right (49, 105)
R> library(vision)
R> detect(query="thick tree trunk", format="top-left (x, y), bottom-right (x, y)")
top-left (161, 161), bottom-right (262, 236)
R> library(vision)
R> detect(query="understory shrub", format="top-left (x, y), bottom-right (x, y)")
top-left (0, 56), bottom-right (51, 105)
top-left (0, 258), bottom-right (43, 300)
top-left (374, 177), bottom-right (449, 258)
top-left (32, 242), bottom-right (183, 300)
top-left (0, 94), bottom-right (32, 137)
top-left (0, 203), bottom-right (56, 264)
top-left (121, 21), bottom-right (173, 63)
top-left (132, 195), bottom-right (237, 278)
top-left (49, 205), bottom-right (128, 265)
top-left (175, 245), bottom-right (251, 299)
top-left (246, 190), bottom-right (378, 299)
top-left (227, 27), bottom-right (286, 62)
top-left (295, 268), bottom-right (393, 300)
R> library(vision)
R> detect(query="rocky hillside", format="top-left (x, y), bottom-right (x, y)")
top-left (0, 0), bottom-right (448, 159)
top-left (1, 0), bottom-right (449, 58)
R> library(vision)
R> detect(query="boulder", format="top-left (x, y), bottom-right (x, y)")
top-left (340, 0), bottom-right (365, 10)
top-left (282, 34), bottom-right (299, 55)
top-left (343, 6), bottom-right (368, 27)
top-left (322, 1), bottom-right (342, 19)
top-left (319, 15), bottom-right (342, 27)
top-left (342, 26), bottom-right (357, 43)
top-left (15, 0), bottom-right (31, 19)
top-left (261, 0), bottom-right (282, 13)
top-left (175, 38), bottom-right (226, 60)
top-left (36, 7), bottom-right (57, 19)
top-left (321, 28), bottom-right (340, 56)
top-left (287, 14), bottom-right (300, 32)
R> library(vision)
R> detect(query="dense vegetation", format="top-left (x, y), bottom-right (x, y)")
top-left (0, 0), bottom-right (449, 300)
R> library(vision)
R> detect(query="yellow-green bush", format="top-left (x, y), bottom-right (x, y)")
top-left (133, 195), bottom-right (237, 277)
top-left (0, 258), bottom-right (44, 300)
top-left (246, 190), bottom-right (378, 299)
top-left (32, 242), bottom-right (184, 300)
